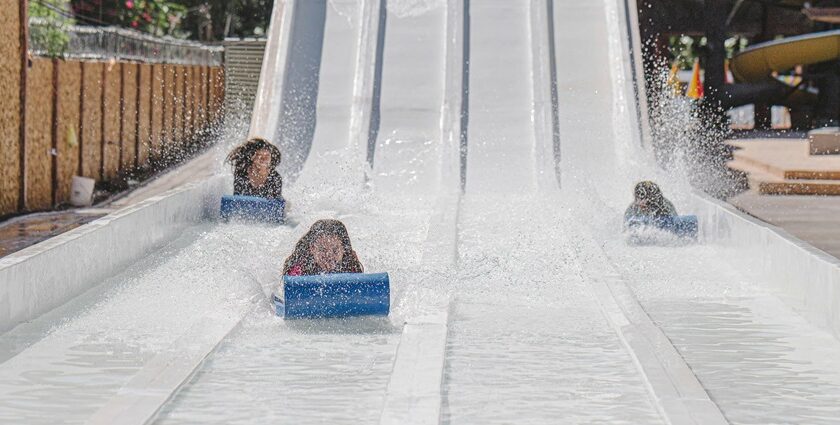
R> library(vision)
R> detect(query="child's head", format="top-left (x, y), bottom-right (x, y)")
top-left (308, 220), bottom-right (352, 271)
top-left (226, 138), bottom-right (282, 176)
top-left (634, 181), bottom-right (662, 205)
top-left (284, 220), bottom-right (362, 275)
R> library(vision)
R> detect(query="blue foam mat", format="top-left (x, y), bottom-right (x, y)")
top-left (220, 195), bottom-right (285, 223)
top-left (625, 215), bottom-right (698, 237)
top-left (274, 272), bottom-right (390, 319)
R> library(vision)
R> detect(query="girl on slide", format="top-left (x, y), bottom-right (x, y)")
top-left (226, 138), bottom-right (284, 200)
top-left (624, 181), bottom-right (677, 221)
top-left (283, 220), bottom-right (364, 276)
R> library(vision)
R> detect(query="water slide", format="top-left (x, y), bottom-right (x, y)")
top-left (730, 29), bottom-right (840, 83)
top-left (4, 0), bottom-right (840, 424)
top-left (725, 30), bottom-right (840, 108)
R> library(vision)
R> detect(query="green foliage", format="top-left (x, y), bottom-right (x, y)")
top-left (69, 1), bottom-right (188, 37)
top-left (179, 0), bottom-right (273, 41)
top-left (68, 0), bottom-right (271, 41)
top-left (668, 35), bottom-right (702, 69)
top-left (66, 0), bottom-right (271, 41)
top-left (30, 0), bottom-right (75, 58)
top-left (119, 0), bottom-right (188, 37)
top-left (668, 35), bottom-right (750, 69)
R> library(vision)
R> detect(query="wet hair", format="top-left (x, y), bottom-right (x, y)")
top-left (634, 180), bottom-right (662, 202)
top-left (633, 180), bottom-right (673, 217)
top-left (282, 219), bottom-right (364, 275)
top-left (225, 138), bottom-right (282, 179)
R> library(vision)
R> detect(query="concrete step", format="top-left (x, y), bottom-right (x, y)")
top-left (732, 150), bottom-right (840, 180)
top-left (730, 149), bottom-right (787, 179)
top-left (729, 140), bottom-right (840, 180)
top-left (728, 159), bottom-right (840, 195)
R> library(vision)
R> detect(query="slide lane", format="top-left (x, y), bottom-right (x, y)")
top-left (442, 1), bottom-right (663, 423)
top-left (0, 222), bottom-right (284, 424)
top-left (556, 0), bottom-right (840, 423)
top-left (0, 2), bottom-right (351, 420)
top-left (153, 2), bottom-right (452, 423)
top-left (290, 0), bottom-right (364, 195)
top-left (602, 238), bottom-right (840, 424)
top-left (463, 1), bottom-right (536, 194)
top-left (443, 198), bottom-right (664, 424)
top-left (371, 0), bottom-right (446, 202)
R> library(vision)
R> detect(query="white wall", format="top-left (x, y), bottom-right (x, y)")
top-left (0, 177), bottom-right (226, 334)
top-left (692, 194), bottom-right (840, 339)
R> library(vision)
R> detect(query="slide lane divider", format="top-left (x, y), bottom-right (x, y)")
top-left (458, 0), bottom-right (470, 191)
top-left (248, 0), bottom-right (295, 141)
top-left (423, 0), bottom-right (468, 266)
top-left (529, 0), bottom-right (561, 192)
top-left (569, 217), bottom-right (728, 425)
top-left (86, 300), bottom-right (264, 425)
top-left (379, 305), bottom-right (451, 425)
top-left (380, 0), bottom-right (469, 423)
top-left (348, 0), bottom-right (387, 184)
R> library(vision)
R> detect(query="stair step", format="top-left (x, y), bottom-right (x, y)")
top-left (728, 159), bottom-right (840, 195)
top-left (729, 140), bottom-right (840, 181)
top-left (732, 150), bottom-right (840, 180)
top-left (731, 149), bottom-right (786, 178)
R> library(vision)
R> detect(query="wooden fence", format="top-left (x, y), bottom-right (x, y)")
top-left (0, 2), bottom-right (225, 217)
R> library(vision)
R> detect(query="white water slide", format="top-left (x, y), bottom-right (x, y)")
top-left (3, 0), bottom-right (840, 424)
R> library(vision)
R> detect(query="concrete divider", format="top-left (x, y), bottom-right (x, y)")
top-left (530, 0), bottom-right (561, 193)
top-left (0, 175), bottom-right (226, 334)
top-left (248, 0), bottom-right (294, 142)
top-left (379, 306), bottom-right (450, 425)
top-left (692, 192), bottom-right (840, 339)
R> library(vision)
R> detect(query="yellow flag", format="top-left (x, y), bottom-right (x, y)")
top-left (667, 61), bottom-right (681, 96)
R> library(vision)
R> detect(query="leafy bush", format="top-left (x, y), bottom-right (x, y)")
top-left (30, 0), bottom-right (76, 58)
top-left (70, 1), bottom-right (187, 37)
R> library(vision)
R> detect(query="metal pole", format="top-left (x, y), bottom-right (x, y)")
top-left (703, 0), bottom-right (727, 111)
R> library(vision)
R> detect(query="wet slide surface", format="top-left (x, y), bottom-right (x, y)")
top-left (556, 1), bottom-right (840, 424)
top-left (604, 242), bottom-right (840, 424)
top-left (442, 1), bottom-right (660, 423)
top-left (442, 194), bottom-right (663, 425)
top-left (157, 1), bottom-right (447, 422)
top-left (0, 223), bottom-right (265, 423)
top-left (5, 0), bottom-right (840, 424)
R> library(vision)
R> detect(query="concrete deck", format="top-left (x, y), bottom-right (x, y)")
top-left (728, 139), bottom-right (840, 194)
top-left (0, 148), bottom-right (221, 258)
top-left (0, 211), bottom-right (104, 257)
top-left (729, 191), bottom-right (840, 259)
top-left (725, 137), bottom-right (840, 259)
top-left (730, 139), bottom-right (840, 179)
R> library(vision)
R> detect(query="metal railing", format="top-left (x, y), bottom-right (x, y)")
top-left (29, 19), bottom-right (223, 66)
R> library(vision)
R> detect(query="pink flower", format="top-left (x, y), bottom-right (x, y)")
top-left (125, 0), bottom-right (134, 9)
top-left (131, 20), bottom-right (138, 28)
